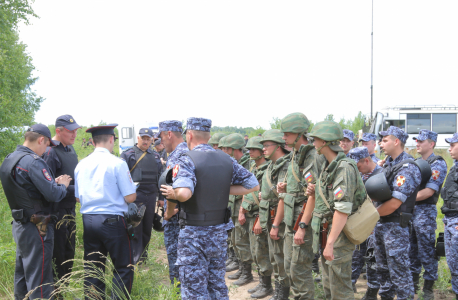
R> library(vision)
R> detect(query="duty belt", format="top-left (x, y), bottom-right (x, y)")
top-left (104, 215), bottom-right (121, 224)
top-left (379, 216), bottom-right (401, 224)
top-left (443, 201), bottom-right (458, 210)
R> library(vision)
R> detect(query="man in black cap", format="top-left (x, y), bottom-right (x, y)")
top-left (42, 114), bottom-right (81, 284)
top-left (75, 124), bottom-right (137, 299)
top-left (0, 124), bottom-right (71, 300)
top-left (154, 138), bottom-right (167, 168)
top-left (121, 128), bottom-right (163, 264)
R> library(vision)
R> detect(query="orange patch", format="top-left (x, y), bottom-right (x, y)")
top-left (396, 175), bottom-right (406, 187)
top-left (173, 164), bottom-right (180, 178)
top-left (432, 170), bottom-right (440, 180)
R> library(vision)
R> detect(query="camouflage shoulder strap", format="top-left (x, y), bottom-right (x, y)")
top-left (265, 162), bottom-right (279, 197)
top-left (290, 150), bottom-right (307, 194)
top-left (250, 164), bottom-right (260, 205)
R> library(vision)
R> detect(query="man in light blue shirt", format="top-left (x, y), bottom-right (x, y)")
top-left (75, 124), bottom-right (136, 300)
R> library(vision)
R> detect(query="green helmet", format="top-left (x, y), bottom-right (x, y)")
top-left (223, 133), bottom-right (245, 150)
top-left (308, 121), bottom-right (344, 153)
top-left (245, 136), bottom-right (263, 151)
top-left (259, 129), bottom-right (285, 145)
top-left (280, 112), bottom-right (311, 133)
top-left (208, 132), bottom-right (226, 146)
top-left (218, 135), bottom-right (228, 148)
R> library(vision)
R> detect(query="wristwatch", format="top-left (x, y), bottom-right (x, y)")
top-left (299, 222), bottom-right (308, 229)
top-left (272, 224), bottom-right (279, 229)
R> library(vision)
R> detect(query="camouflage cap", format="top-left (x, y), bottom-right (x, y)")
top-left (259, 129), bottom-right (286, 145)
top-left (223, 133), bottom-right (245, 149)
top-left (445, 132), bottom-right (458, 144)
top-left (308, 121), bottom-right (344, 142)
top-left (208, 132), bottom-right (227, 145)
top-left (280, 112), bottom-right (311, 133)
top-left (359, 132), bottom-right (377, 142)
top-left (156, 120), bottom-right (183, 138)
top-left (379, 126), bottom-right (409, 144)
top-left (245, 136), bottom-right (263, 150)
top-left (348, 147), bottom-right (370, 163)
top-left (343, 129), bottom-right (354, 141)
top-left (413, 129), bottom-right (438, 142)
top-left (184, 117), bottom-right (211, 133)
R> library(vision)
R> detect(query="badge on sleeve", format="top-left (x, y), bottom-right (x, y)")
top-left (304, 172), bottom-right (314, 183)
top-left (432, 170), bottom-right (440, 180)
top-left (173, 164), bottom-right (179, 178)
top-left (127, 171), bottom-right (133, 183)
top-left (396, 175), bottom-right (406, 187)
top-left (334, 186), bottom-right (344, 199)
top-left (42, 169), bottom-right (52, 181)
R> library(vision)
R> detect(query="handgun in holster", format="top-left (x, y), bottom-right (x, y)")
top-left (179, 210), bottom-right (187, 228)
top-left (399, 212), bottom-right (412, 228)
top-left (30, 214), bottom-right (56, 237)
top-left (127, 224), bottom-right (135, 240)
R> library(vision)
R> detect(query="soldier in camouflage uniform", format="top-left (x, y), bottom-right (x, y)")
top-left (277, 112), bottom-right (325, 300)
top-left (221, 133), bottom-right (254, 285)
top-left (410, 130), bottom-right (447, 299)
top-left (254, 129), bottom-right (291, 300)
top-left (208, 132), bottom-right (227, 150)
top-left (375, 126), bottom-right (421, 300)
top-left (309, 121), bottom-right (367, 300)
top-left (161, 117), bottom-right (259, 300)
top-left (441, 133), bottom-right (458, 300)
top-left (340, 129), bottom-right (355, 156)
top-left (242, 136), bottom-right (274, 298)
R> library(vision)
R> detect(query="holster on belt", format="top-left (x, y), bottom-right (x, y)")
top-left (321, 221), bottom-right (329, 250)
top-left (30, 214), bottom-right (53, 237)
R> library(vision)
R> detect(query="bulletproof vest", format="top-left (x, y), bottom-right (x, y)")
top-left (131, 147), bottom-right (158, 193)
top-left (382, 159), bottom-right (420, 218)
top-left (53, 144), bottom-right (78, 207)
top-left (416, 155), bottom-right (444, 205)
top-left (441, 165), bottom-right (458, 214)
top-left (180, 149), bottom-right (233, 226)
top-left (0, 151), bottom-right (48, 213)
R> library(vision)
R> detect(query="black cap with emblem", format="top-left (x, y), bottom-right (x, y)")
top-left (27, 124), bottom-right (56, 146)
top-left (86, 124), bottom-right (118, 137)
top-left (139, 128), bottom-right (153, 138)
top-left (55, 114), bottom-right (81, 131)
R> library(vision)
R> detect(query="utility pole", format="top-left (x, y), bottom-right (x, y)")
top-left (370, 0), bottom-right (374, 119)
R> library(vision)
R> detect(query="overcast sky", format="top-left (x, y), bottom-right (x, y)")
top-left (18, 1), bottom-right (458, 129)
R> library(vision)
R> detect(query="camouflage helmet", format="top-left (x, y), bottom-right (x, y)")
top-left (308, 121), bottom-right (344, 152)
top-left (208, 132), bottom-right (226, 146)
top-left (245, 136), bottom-right (263, 151)
top-left (280, 112), bottom-right (311, 134)
top-left (218, 135), bottom-right (228, 148)
top-left (223, 133), bottom-right (245, 150)
top-left (259, 129), bottom-right (285, 145)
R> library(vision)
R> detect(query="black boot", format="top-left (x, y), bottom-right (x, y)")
top-left (226, 247), bottom-right (235, 266)
top-left (226, 257), bottom-right (240, 272)
top-left (228, 262), bottom-right (242, 279)
top-left (352, 282), bottom-right (357, 293)
top-left (423, 280), bottom-right (435, 300)
top-left (265, 280), bottom-right (279, 300)
top-left (412, 273), bottom-right (420, 294)
top-left (234, 262), bottom-right (254, 286)
top-left (361, 287), bottom-right (379, 300)
top-left (251, 276), bottom-right (274, 299)
top-left (277, 284), bottom-right (290, 300)
top-left (312, 255), bottom-right (320, 273)
top-left (248, 271), bottom-right (262, 294)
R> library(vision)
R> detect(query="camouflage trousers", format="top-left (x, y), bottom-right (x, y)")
top-left (233, 216), bottom-right (254, 264)
top-left (249, 216), bottom-right (273, 276)
top-left (176, 227), bottom-right (229, 300)
top-left (374, 222), bottom-right (414, 300)
top-left (267, 221), bottom-right (290, 287)
top-left (362, 232), bottom-right (380, 289)
top-left (283, 206), bottom-right (315, 300)
top-left (351, 238), bottom-right (367, 284)
top-left (163, 218), bottom-right (180, 285)
top-left (443, 213), bottom-right (458, 294)
top-left (409, 204), bottom-right (438, 281)
top-left (321, 229), bottom-right (355, 300)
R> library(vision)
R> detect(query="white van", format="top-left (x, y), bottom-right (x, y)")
top-left (119, 123), bottom-right (159, 153)
top-left (370, 105), bottom-right (458, 149)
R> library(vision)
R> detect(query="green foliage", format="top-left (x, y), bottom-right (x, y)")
top-left (269, 117), bottom-right (281, 130)
top-left (0, 0), bottom-right (43, 160)
top-left (338, 111), bottom-right (369, 135)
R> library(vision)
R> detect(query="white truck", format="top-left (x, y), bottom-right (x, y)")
top-left (118, 123), bottom-right (159, 153)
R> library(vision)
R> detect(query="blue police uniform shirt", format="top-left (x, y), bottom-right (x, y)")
top-left (163, 142), bottom-right (189, 226)
top-left (75, 147), bottom-right (136, 216)
top-left (425, 153), bottom-right (447, 192)
top-left (370, 153), bottom-right (380, 163)
top-left (384, 151), bottom-right (422, 202)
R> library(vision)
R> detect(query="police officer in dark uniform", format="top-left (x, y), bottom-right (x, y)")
top-left (0, 124), bottom-right (71, 300)
top-left (121, 128), bottom-right (163, 264)
top-left (75, 124), bottom-right (137, 299)
top-left (440, 132), bottom-right (458, 300)
top-left (154, 138), bottom-right (168, 168)
top-left (42, 114), bottom-right (81, 284)
top-left (160, 117), bottom-right (259, 300)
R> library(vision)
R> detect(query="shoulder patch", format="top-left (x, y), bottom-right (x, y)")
top-left (432, 170), bottom-right (440, 180)
top-left (127, 171), bottom-right (133, 182)
top-left (173, 164), bottom-right (179, 178)
top-left (304, 172), bottom-right (314, 183)
top-left (334, 186), bottom-right (344, 199)
top-left (42, 169), bottom-right (52, 181)
top-left (396, 175), bottom-right (406, 187)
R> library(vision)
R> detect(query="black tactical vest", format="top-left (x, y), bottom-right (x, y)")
top-left (131, 147), bottom-right (159, 193)
top-left (382, 159), bottom-right (420, 218)
top-left (180, 149), bottom-right (233, 226)
top-left (441, 165), bottom-right (458, 215)
top-left (417, 155), bottom-right (444, 205)
top-left (0, 151), bottom-right (48, 214)
top-left (53, 144), bottom-right (79, 208)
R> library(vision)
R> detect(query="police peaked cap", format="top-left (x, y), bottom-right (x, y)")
top-left (86, 124), bottom-right (118, 136)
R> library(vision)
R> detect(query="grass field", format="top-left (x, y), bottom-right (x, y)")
top-left (0, 129), bottom-right (456, 298)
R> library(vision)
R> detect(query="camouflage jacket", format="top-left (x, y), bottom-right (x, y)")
top-left (229, 152), bottom-right (252, 217)
top-left (241, 160), bottom-right (270, 216)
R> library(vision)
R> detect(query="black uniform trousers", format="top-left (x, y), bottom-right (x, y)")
top-left (82, 214), bottom-right (134, 300)
top-left (132, 191), bottom-right (157, 264)
top-left (13, 221), bottom-right (55, 300)
top-left (53, 207), bottom-right (76, 281)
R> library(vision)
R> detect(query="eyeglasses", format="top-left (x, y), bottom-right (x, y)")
top-left (263, 143), bottom-right (277, 148)
top-left (113, 135), bottom-right (118, 141)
